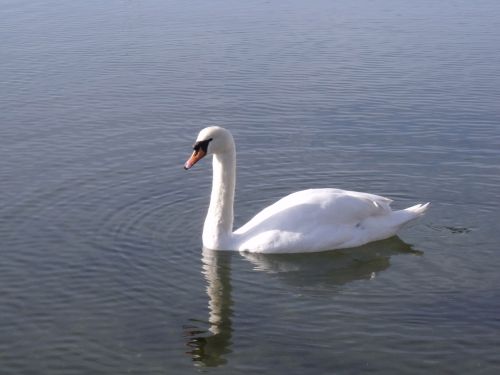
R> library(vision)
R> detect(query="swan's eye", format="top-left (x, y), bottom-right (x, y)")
top-left (193, 138), bottom-right (213, 153)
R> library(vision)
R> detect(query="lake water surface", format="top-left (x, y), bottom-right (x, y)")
top-left (1, 0), bottom-right (500, 373)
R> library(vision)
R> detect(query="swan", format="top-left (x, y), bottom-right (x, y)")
top-left (184, 126), bottom-right (429, 253)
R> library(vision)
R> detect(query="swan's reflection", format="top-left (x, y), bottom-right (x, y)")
top-left (241, 236), bottom-right (422, 293)
top-left (184, 248), bottom-right (234, 367)
top-left (185, 236), bottom-right (421, 367)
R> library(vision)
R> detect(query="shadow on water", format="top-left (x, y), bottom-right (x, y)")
top-left (242, 236), bottom-right (422, 292)
top-left (183, 236), bottom-right (421, 367)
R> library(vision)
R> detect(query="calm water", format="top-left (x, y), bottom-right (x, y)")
top-left (1, 0), bottom-right (500, 373)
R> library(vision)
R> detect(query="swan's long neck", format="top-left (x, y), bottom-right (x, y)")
top-left (203, 147), bottom-right (236, 249)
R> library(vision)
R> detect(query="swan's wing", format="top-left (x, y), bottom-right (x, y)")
top-left (235, 188), bottom-right (392, 235)
top-left (233, 188), bottom-right (395, 253)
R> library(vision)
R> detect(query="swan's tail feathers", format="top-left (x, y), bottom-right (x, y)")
top-left (393, 202), bottom-right (430, 229)
top-left (405, 202), bottom-right (430, 217)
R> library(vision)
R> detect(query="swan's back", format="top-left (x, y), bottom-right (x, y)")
top-left (234, 188), bottom-right (425, 253)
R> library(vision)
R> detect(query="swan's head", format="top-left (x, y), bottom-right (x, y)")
top-left (184, 126), bottom-right (234, 170)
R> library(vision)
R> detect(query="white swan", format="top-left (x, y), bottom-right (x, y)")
top-left (184, 126), bottom-right (429, 253)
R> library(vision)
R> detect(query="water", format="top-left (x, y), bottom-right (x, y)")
top-left (1, 0), bottom-right (500, 373)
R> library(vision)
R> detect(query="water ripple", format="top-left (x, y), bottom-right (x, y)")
top-left (2, 0), bottom-right (500, 373)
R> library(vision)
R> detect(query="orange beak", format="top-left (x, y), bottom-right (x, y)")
top-left (184, 149), bottom-right (206, 170)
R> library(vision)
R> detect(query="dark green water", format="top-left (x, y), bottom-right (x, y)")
top-left (1, 0), bottom-right (500, 373)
